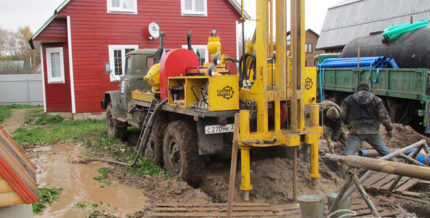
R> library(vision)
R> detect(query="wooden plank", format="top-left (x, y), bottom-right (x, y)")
top-left (417, 179), bottom-right (430, 185)
top-left (0, 192), bottom-right (24, 207)
top-left (379, 211), bottom-right (400, 217)
top-left (380, 177), bottom-right (409, 191)
top-left (227, 113), bottom-right (240, 218)
top-left (153, 206), bottom-right (273, 213)
top-left (354, 208), bottom-right (383, 216)
top-left (155, 202), bottom-right (271, 207)
top-left (362, 172), bottom-right (386, 187)
top-left (0, 175), bottom-right (14, 193)
top-left (395, 179), bottom-right (419, 192)
top-left (149, 211), bottom-right (275, 217)
top-left (395, 191), bottom-right (423, 198)
top-left (371, 174), bottom-right (397, 190)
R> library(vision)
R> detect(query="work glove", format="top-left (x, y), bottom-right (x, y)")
top-left (386, 130), bottom-right (393, 139)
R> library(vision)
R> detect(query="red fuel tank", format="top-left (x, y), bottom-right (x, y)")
top-left (159, 49), bottom-right (200, 100)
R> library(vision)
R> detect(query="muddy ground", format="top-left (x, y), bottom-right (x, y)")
top-left (2, 109), bottom-right (429, 217)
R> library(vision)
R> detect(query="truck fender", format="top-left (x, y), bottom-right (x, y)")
top-left (101, 91), bottom-right (122, 118)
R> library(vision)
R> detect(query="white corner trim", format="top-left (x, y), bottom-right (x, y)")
top-left (236, 21), bottom-right (239, 59)
top-left (40, 46), bottom-right (47, 112)
top-left (67, 16), bottom-right (76, 113)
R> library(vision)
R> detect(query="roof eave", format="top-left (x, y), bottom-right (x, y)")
top-left (228, 0), bottom-right (251, 19)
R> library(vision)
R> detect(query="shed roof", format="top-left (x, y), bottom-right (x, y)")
top-left (317, 0), bottom-right (430, 50)
top-left (0, 125), bottom-right (38, 205)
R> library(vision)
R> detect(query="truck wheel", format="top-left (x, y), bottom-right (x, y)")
top-left (163, 120), bottom-right (203, 186)
top-left (145, 114), bottom-right (167, 166)
top-left (106, 103), bottom-right (127, 140)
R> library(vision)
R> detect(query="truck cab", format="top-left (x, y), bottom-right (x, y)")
top-left (101, 49), bottom-right (157, 137)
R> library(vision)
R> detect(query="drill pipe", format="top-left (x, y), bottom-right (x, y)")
top-left (325, 154), bottom-right (430, 180)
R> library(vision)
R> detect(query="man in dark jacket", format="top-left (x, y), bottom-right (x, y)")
top-left (341, 83), bottom-right (393, 156)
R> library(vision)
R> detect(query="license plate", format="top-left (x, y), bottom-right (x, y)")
top-left (205, 124), bottom-right (234, 134)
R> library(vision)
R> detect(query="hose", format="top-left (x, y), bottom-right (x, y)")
top-left (326, 209), bottom-right (357, 218)
top-left (93, 99), bottom-right (168, 167)
top-left (238, 52), bottom-right (256, 87)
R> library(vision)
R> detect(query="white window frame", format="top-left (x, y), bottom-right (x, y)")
top-left (108, 45), bottom-right (138, 82)
top-left (46, 47), bottom-right (65, 84)
top-left (182, 45), bottom-right (209, 64)
top-left (107, 0), bottom-right (137, 14)
top-left (181, 0), bottom-right (207, 16)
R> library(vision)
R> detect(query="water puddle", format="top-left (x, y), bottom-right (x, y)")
top-left (32, 143), bottom-right (148, 218)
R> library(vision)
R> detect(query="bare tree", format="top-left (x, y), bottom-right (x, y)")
top-left (0, 26), bottom-right (40, 73)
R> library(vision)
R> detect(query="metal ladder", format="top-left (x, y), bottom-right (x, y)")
top-left (131, 98), bottom-right (168, 167)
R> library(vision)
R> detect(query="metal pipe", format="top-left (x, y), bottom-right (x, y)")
top-left (241, 0), bottom-right (245, 57)
top-left (290, 0), bottom-right (298, 131)
top-left (293, 146), bottom-right (298, 202)
top-left (341, 140), bottom-right (426, 200)
top-left (324, 154), bottom-right (430, 180)
top-left (399, 153), bottom-right (427, 167)
top-left (276, 0), bottom-right (286, 91)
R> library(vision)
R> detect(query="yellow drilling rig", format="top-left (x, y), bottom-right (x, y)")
top-left (103, 0), bottom-right (321, 201)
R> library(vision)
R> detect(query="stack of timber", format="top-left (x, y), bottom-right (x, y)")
top-left (0, 125), bottom-right (38, 207)
top-left (149, 198), bottom-right (398, 217)
top-left (363, 172), bottom-right (428, 197)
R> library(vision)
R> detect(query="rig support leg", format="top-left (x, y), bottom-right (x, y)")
top-left (293, 146), bottom-right (298, 202)
top-left (240, 147), bottom-right (252, 201)
top-left (310, 142), bottom-right (320, 185)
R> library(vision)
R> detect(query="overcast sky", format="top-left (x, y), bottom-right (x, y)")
top-left (0, 0), bottom-right (342, 34)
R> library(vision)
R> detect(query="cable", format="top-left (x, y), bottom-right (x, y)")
top-left (327, 209), bottom-right (357, 218)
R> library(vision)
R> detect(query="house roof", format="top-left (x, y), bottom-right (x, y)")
top-left (317, 0), bottom-right (430, 50)
top-left (30, 0), bottom-right (250, 48)
top-left (287, 29), bottom-right (319, 37)
top-left (0, 125), bottom-right (38, 205)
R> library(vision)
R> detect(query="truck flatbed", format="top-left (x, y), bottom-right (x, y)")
top-left (131, 100), bottom-right (238, 118)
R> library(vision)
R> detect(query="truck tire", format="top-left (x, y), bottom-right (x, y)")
top-left (106, 103), bottom-right (127, 140)
top-left (163, 120), bottom-right (203, 186)
top-left (145, 114), bottom-right (167, 166)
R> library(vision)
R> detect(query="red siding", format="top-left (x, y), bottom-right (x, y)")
top-left (43, 43), bottom-right (72, 112)
top-left (38, 0), bottom-right (240, 113)
top-left (35, 19), bottom-right (67, 42)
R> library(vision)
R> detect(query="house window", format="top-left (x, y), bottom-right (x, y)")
top-left (182, 45), bottom-right (208, 65)
top-left (46, 47), bottom-right (65, 84)
top-left (109, 45), bottom-right (138, 81)
top-left (181, 0), bottom-right (207, 16)
top-left (305, 43), bottom-right (313, 53)
top-left (107, 0), bottom-right (137, 14)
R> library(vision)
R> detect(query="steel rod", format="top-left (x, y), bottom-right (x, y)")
top-left (293, 146), bottom-right (298, 202)
top-left (399, 154), bottom-right (426, 167)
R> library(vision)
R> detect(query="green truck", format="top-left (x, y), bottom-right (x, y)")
top-left (318, 68), bottom-right (430, 133)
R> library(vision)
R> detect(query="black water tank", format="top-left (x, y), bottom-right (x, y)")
top-left (341, 27), bottom-right (430, 69)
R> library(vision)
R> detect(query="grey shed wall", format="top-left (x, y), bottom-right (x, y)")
top-left (317, 0), bottom-right (430, 50)
top-left (0, 74), bottom-right (43, 105)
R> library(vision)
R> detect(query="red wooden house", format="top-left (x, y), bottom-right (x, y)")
top-left (30, 0), bottom-right (246, 113)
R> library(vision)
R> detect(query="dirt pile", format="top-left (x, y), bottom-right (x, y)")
top-left (200, 150), bottom-right (343, 204)
top-left (381, 124), bottom-right (430, 149)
